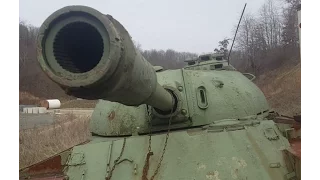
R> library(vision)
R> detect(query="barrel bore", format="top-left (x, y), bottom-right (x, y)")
top-left (53, 22), bottom-right (103, 73)
top-left (37, 6), bottom-right (175, 113)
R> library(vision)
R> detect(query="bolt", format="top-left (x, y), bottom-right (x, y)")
top-left (178, 86), bottom-right (183, 91)
top-left (134, 164), bottom-right (137, 175)
top-left (132, 127), bottom-right (140, 136)
top-left (181, 109), bottom-right (187, 115)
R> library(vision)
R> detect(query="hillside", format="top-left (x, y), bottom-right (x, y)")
top-left (255, 63), bottom-right (301, 116)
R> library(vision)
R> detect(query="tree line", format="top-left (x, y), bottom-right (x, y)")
top-left (230, 0), bottom-right (301, 74)
top-left (19, 0), bottom-right (300, 99)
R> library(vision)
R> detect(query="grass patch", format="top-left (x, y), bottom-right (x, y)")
top-left (60, 99), bottom-right (98, 108)
top-left (255, 63), bottom-right (301, 116)
top-left (19, 91), bottom-right (43, 105)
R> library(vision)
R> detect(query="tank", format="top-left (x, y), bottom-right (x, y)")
top-left (19, 5), bottom-right (301, 180)
top-left (184, 53), bottom-right (256, 81)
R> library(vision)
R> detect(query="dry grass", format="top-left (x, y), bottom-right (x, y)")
top-left (19, 91), bottom-right (97, 108)
top-left (60, 99), bottom-right (98, 108)
top-left (255, 63), bottom-right (301, 116)
top-left (19, 91), bottom-right (43, 105)
top-left (19, 113), bottom-right (91, 169)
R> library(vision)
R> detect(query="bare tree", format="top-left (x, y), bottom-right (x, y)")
top-left (19, 20), bottom-right (66, 99)
top-left (214, 38), bottom-right (230, 59)
top-left (281, 0), bottom-right (300, 49)
top-left (235, 14), bottom-right (260, 73)
top-left (259, 0), bottom-right (282, 48)
top-left (140, 48), bottom-right (197, 69)
top-left (232, 0), bottom-right (300, 74)
top-left (133, 40), bottom-right (143, 52)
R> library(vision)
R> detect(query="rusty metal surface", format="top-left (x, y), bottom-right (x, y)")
top-left (289, 139), bottom-right (301, 159)
top-left (19, 155), bottom-right (65, 180)
top-left (19, 141), bottom-right (89, 179)
top-left (274, 114), bottom-right (301, 160)
top-left (27, 155), bottom-right (63, 175)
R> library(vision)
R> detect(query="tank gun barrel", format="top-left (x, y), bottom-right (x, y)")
top-left (37, 6), bottom-right (174, 112)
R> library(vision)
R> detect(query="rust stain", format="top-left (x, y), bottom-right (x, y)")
top-left (20, 155), bottom-right (66, 180)
top-left (27, 155), bottom-right (63, 175)
top-left (39, 100), bottom-right (49, 109)
top-left (142, 151), bottom-right (154, 180)
top-left (288, 139), bottom-right (301, 159)
top-left (108, 111), bottom-right (115, 120)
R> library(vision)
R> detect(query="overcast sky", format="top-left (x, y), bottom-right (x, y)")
top-left (19, 0), bottom-right (265, 54)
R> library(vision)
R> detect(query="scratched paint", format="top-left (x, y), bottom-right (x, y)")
top-left (108, 111), bottom-right (115, 120)
top-left (206, 171), bottom-right (220, 180)
top-left (197, 163), bottom-right (207, 171)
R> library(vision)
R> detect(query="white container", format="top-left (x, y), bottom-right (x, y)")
top-left (47, 99), bottom-right (61, 109)
top-left (27, 108), bottom-right (33, 114)
top-left (38, 107), bottom-right (47, 114)
top-left (32, 107), bottom-right (39, 114)
top-left (40, 99), bottom-right (61, 109)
